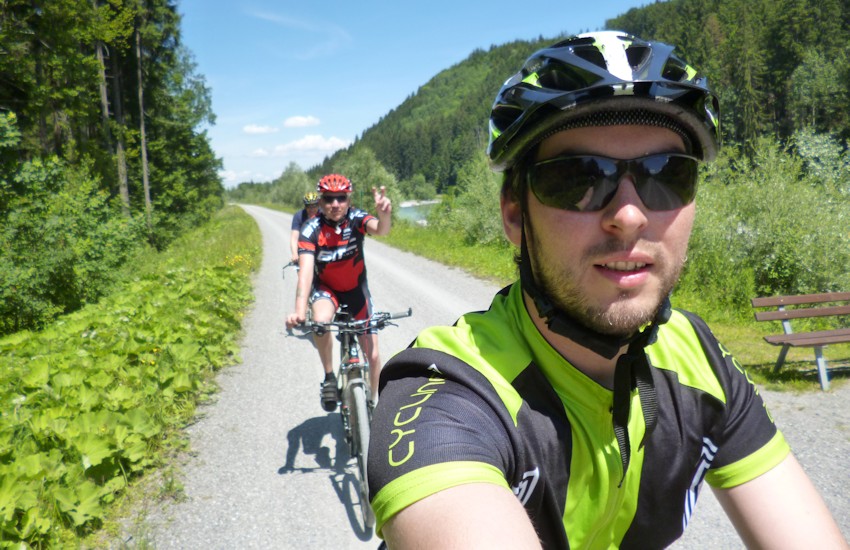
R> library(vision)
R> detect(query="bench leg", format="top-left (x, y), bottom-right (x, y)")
top-left (814, 346), bottom-right (830, 391)
top-left (773, 345), bottom-right (790, 373)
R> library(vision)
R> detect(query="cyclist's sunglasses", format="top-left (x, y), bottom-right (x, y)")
top-left (321, 194), bottom-right (349, 204)
top-left (527, 153), bottom-right (699, 212)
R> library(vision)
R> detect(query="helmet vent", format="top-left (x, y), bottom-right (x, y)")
top-left (538, 63), bottom-right (600, 92)
top-left (572, 45), bottom-right (606, 69)
top-left (662, 57), bottom-right (690, 82)
top-left (624, 45), bottom-right (650, 69)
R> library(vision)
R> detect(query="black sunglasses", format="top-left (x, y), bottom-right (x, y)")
top-left (321, 194), bottom-right (349, 204)
top-left (527, 153), bottom-right (699, 212)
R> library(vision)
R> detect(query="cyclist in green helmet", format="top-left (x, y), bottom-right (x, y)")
top-left (368, 31), bottom-right (846, 549)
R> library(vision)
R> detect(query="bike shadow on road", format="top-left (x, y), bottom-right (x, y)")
top-left (277, 413), bottom-right (374, 540)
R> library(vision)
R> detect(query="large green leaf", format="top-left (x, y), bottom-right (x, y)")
top-left (123, 409), bottom-right (160, 439)
top-left (75, 435), bottom-right (113, 470)
top-left (53, 481), bottom-right (105, 526)
top-left (21, 360), bottom-right (49, 389)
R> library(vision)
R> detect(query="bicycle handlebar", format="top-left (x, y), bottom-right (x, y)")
top-left (296, 308), bottom-right (413, 335)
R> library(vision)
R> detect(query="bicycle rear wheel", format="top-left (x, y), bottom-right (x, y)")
top-left (348, 384), bottom-right (375, 528)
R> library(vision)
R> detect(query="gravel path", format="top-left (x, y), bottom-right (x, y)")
top-left (118, 205), bottom-right (848, 548)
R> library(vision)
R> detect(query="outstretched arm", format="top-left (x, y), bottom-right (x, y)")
top-left (714, 453), bottom-right (848, 549)
top-left (382, 483), bottom-right (542, 549)
top-left (366, 186), bottom-right (392, 236)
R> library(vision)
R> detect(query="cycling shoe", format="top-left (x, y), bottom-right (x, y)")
top-left (321, 376), bottom-right (338, 412)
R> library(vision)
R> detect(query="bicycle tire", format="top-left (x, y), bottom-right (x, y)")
top-left (349, 384), bottom-right (376, 528)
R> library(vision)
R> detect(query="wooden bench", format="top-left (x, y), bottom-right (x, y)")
top-left (751, 292), bottom-right (850, 390)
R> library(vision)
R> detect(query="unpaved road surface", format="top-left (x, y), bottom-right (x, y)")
top-left (122, 205), bottom-right (848, 549)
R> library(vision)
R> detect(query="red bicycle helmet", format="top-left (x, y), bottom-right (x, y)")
top-left (317, 174), bottom-right (352, 193)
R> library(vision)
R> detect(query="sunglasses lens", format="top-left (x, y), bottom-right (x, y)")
top-left (322, 194), bottom-right (348, 204)
top-left (530, 157), bottom-right (618, 211)
top-left (636, 155), bottom-right (698, 210)
top-left (528, 154), bottom-right (697, 212)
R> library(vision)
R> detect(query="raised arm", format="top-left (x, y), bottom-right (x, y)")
top-left (382, 483), bottom-right (542, 549)
top-left (714, 453), bottom-right (848, 549)
top-left (365, 186), bottom-right (392, 236)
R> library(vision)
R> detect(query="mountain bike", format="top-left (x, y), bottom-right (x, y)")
top-left (298, 307), bottom-right (413, 528)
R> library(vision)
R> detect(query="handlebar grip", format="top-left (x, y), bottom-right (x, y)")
top-left (389, 308), bottom-right (413, 319)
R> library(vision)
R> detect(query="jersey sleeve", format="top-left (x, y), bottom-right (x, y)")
top-left (368, 348), bottom-right (515, 535)
top-left (349, 208), bottom-right (376, 234)
top-left (682, 311), bottom-right (790, 488)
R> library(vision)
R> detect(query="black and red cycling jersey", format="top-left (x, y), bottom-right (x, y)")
top-left (297, 208), bottom-right (376, 293)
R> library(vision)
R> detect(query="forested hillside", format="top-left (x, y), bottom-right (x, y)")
top-left (1, 1), bottom-right (223, 335)
top-left (308, 0), bottom-right (850, 190)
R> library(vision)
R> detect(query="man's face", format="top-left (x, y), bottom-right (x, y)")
top-left (320, 193), bottom-right (350, 222)
top-left (514, 124), bottom-right (695, 337)
top-left (306, 204), bottom-right (319, 218)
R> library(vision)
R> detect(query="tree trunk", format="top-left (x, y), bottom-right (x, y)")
top-left (110, 52), bottom-right (131, 216)
top-left (136, 23), bottom-right (152, 233)
top-left (95, 36), bottom-right (131, 217)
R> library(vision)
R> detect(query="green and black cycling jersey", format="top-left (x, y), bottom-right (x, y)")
top-left (368, 283), bottom-right (789, 549)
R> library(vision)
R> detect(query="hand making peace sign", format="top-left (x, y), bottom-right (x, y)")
top-left (372, 186), bottom-right (392, 216)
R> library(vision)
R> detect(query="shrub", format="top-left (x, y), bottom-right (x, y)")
top-left (0, 155), bottom-right (146, 335)
top-left (680, 137), bottom-right (850, 314)
top-left (429, 149), bottom-right (506, 246)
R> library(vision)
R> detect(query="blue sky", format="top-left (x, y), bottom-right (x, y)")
top-left (178, 0), bottom-right (652, 187)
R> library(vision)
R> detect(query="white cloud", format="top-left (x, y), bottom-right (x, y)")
top-left (249, 148), bottom-right (270, 158)
top-left (220, 169), bottom-right (271, 187)
top-left (284, 115), bottom-right (320, 128)
top-left (243, 124), bottom-right (279, 135)
top-left (272, 134), bottom-right (350, 155)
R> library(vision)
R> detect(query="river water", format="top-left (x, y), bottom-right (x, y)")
top-left (397, 200), bottom-right (439, 225)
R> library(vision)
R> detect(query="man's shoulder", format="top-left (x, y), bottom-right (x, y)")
top-left (388, 285), bottom-right (533, 385)
top-left (652, 308), bottom-right (736, 399)
top-left (345, 207), bottom-right (373, 223)
top-left (299, 215), bottom-right (322, 236)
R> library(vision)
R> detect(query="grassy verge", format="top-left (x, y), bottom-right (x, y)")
top-left (380, 220), bottom-right (516, 286)
top-left (0, 206), bottom-right (261, 547)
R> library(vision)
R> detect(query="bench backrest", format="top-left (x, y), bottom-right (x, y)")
top-left (752, 292), bottom-right (850, 323)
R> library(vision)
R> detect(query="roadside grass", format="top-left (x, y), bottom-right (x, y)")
top-left (0, 206), bottom-right (260, 547)
top-left (379, 220), bottom-right (516, 287)
top-left (86, 205), bottom-right (262, 546)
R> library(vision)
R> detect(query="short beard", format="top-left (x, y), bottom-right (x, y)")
top-left (525, 220), bottom-right (682, 337)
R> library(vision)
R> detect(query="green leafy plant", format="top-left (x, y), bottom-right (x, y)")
top-left (0, 207), bottom-right (259, 546)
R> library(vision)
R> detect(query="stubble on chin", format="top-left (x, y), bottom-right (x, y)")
top-left (529, 234), bottom-right (683, 337)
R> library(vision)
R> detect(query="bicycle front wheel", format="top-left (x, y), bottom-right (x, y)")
top-left (349, 384), bottom-right (376, 528)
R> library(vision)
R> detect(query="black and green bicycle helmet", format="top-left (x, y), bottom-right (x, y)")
top-left (488, 31), bottom-right (720, 171)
